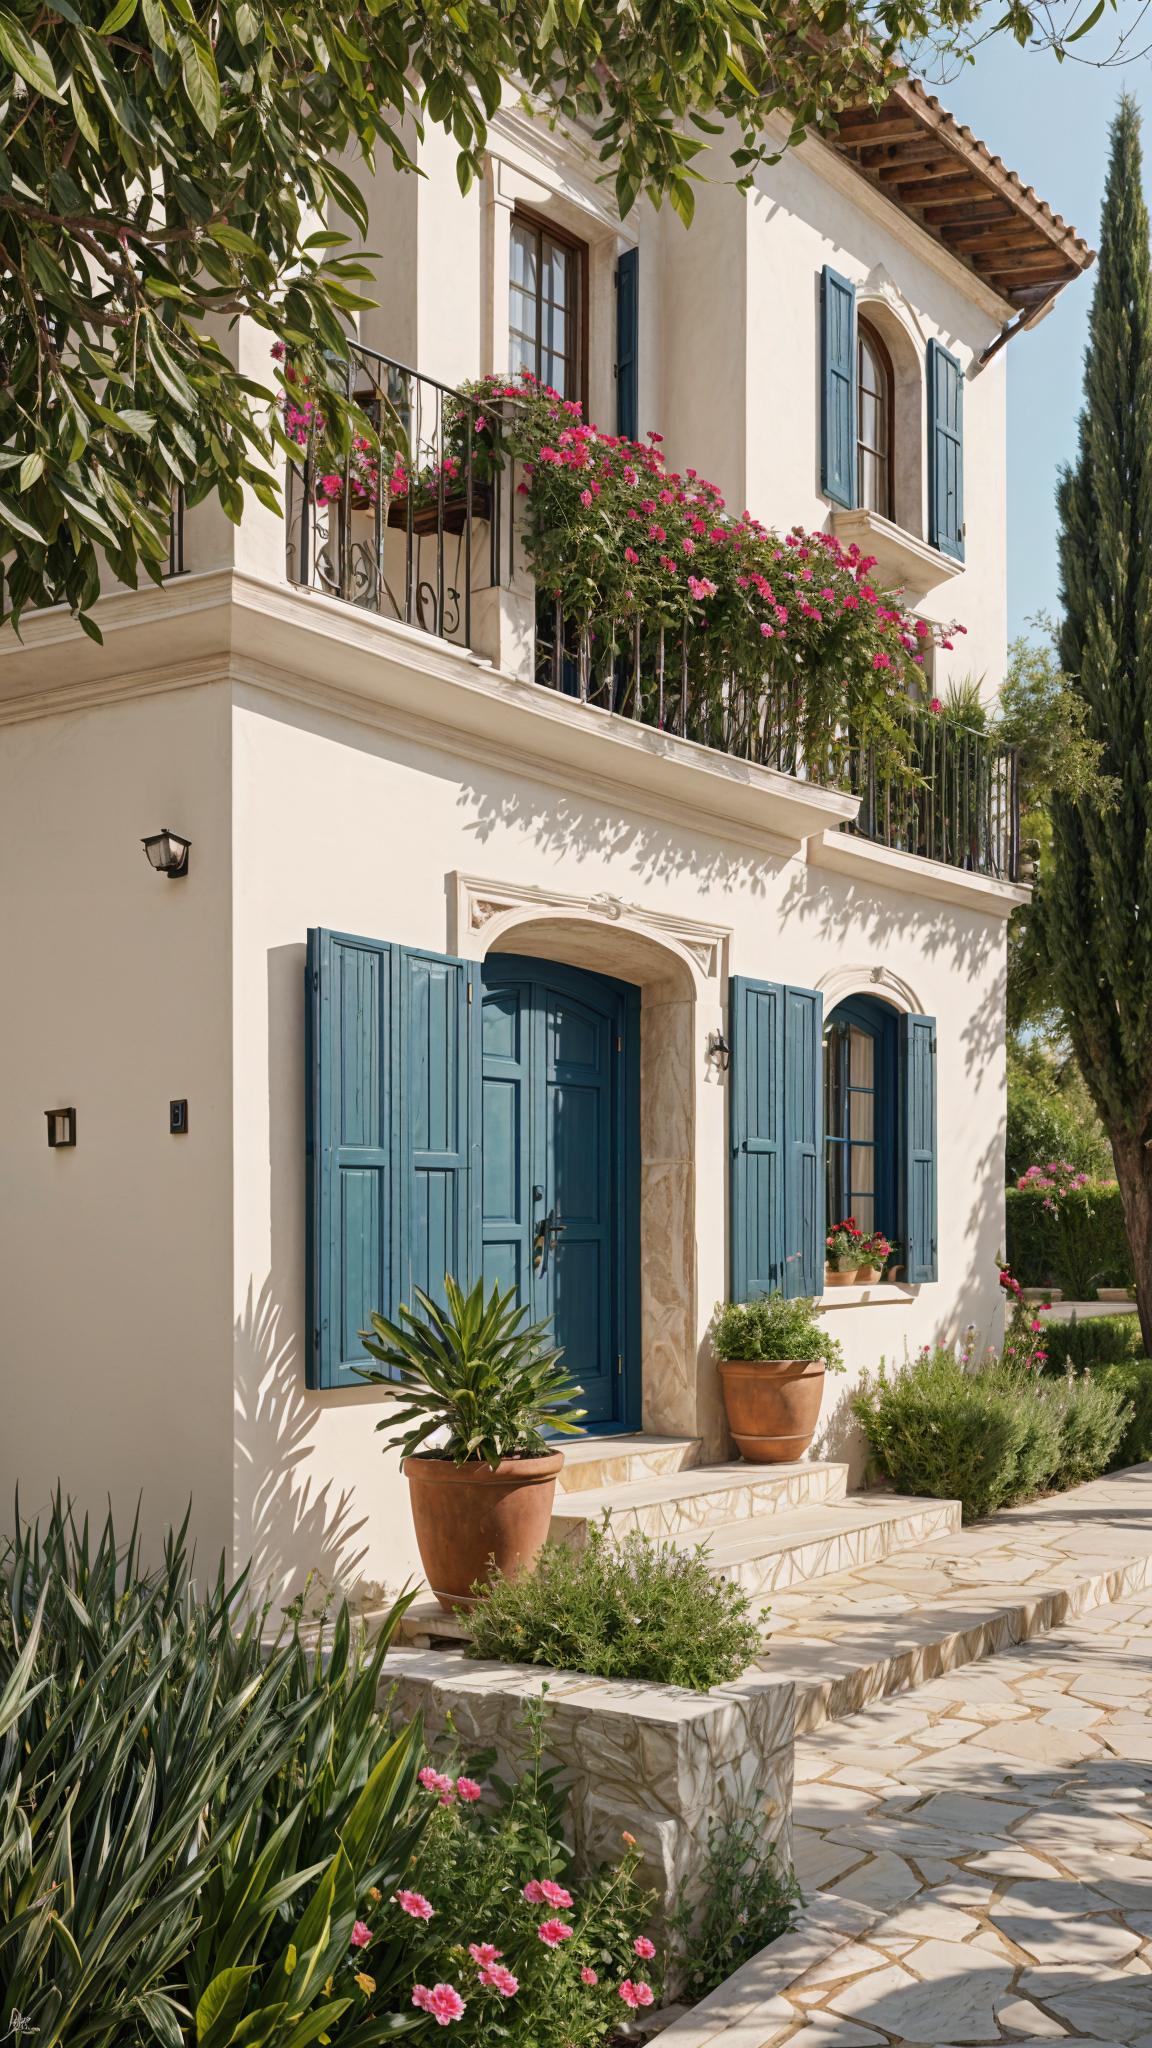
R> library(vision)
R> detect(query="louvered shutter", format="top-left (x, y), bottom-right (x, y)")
top-left (821, 265), bottom-right (856, 510)
top-left (928, 339), bottom-right (965, 561)
top-left (730, 977), bottom-right (784, 1303)
top-left (902, 1012), bottom-right (938, 1283)
top-left (616, 248), bottom-right (639, 443)
top-left (306, 927), bottom-right (393, 1389)
top-left (783, 985), bottom-right (824, 1300)
top-left (399, 948), bottom-right (478, 1315)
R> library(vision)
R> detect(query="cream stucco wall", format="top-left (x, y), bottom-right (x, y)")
top-left (1, 577), bottom-right (1013, 1604)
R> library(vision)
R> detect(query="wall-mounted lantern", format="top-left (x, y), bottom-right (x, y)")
top-left (142, 828), bottom-right (190, 878)
top-left (46, 1108), bottom-right (77, 1148)
top-left (707, 1030), bottom-right (730, 1072)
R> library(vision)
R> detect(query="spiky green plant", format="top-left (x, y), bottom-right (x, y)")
top-left (356, 1275), bottom-right (586, 1467)
top-left (0, 1493), bottom-right (427, 2048)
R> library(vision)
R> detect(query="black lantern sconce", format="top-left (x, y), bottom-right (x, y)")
top-left (142, 828), bottom-right (190, 878)
top-left (707, 1030), bottom-right (730, 1072)
top-left (46, 1108), bottom-right (77, 1148)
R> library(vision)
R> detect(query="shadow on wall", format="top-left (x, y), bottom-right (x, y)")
top-left (232, 940), bottom-right (376, 1613)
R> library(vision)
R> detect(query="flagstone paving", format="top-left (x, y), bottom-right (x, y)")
top-left (659, 1595), bottom-right (1152, 2048)
top-left (750, 1465), bottom-right (1152, 1732)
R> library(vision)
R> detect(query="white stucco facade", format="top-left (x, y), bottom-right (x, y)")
top-left (0, 85), bottom-right (1055, 1605)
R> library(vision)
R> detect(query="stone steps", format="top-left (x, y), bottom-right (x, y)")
top-left (551, 1458), bottom-right (849, 1544)
top-left (687, 1492), bottom-right (961, 1599)
top-left (555, 1433), bottom-right (703, 1495)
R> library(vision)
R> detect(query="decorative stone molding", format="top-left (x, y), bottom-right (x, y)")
top-left (449, 871), bottom-right (730, 986)
top-left (816, 963), bottom-right (926, 1017)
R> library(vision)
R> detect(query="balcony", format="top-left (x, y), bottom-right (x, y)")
top-left (282, 345), bottom-right (1019, 885)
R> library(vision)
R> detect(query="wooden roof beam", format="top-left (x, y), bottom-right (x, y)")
top-left (889, 174), bottom-right (996, 205)
top-left (859, 138), bottom-right (962, 168)
top-left (920, 198), bottom-right (1016, 227)
top-left (830, 116), bottom-right (921, 145)
top-left (949, 224), bottom-right (1059, 255)
top-left (876, 157), bottom-right (956, 185)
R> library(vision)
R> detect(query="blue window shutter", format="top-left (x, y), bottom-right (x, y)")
top-left (928, 340), bottom-right (964, 561)
top-left (306, 927), bottom-right (392, 1389)
top-left (821, 265), bottom-right (856, 509)
top-left (729, 977), bottom-right (784, 1302)
top-left (901, 1013), bottom-right (938, 1282)
top-left (399, 948), bottom-right (475, 1314)
top-left (782, 985), bottom-right (825, 1299)
top-left (616, 248), bottom-right (639, 443)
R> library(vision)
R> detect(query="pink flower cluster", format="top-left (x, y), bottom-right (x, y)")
top-left (412, 1984), bottom-right (466, 2026)
top-left (417, 1767), bottom-right (482, 1806)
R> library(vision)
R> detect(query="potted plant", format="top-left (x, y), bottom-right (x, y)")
top-left (712, 1293), bottom-right (845, 1463)
top-left (825, 1219), bottom-right (863, 1286)
top-left (855, 1231), bottom-right (892, 1285)
top-left (882, 1239), bottom-right (905, 1281)
top-left (355, 1275), bottom-right (586, 1612)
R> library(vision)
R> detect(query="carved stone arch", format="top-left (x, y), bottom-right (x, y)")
top-left (816, 962), bottom-right (925, 1018)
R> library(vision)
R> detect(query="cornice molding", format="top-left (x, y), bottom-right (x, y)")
top-left (807, 826), bottom-right (1031, 918)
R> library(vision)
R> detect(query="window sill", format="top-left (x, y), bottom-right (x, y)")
top-left (830, 507), bottom-right (963, 599)
top-left (816, 1282), bottom-right (922, 1308)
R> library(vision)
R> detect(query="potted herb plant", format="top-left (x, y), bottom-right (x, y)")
top-left (825, 1219), bottom-right (863, 1286)
top-left (855, 1231), bottom-right (892, 1284)
top-left (356, 1275), bottom-right (585, 1611)
top-left (712, 1293), bottom-right (845, 1462)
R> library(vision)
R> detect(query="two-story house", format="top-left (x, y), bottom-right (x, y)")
top-left (0, 77), bottom-right (1092, 1603)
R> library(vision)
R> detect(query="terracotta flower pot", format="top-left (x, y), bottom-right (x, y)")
top-left (405, 1449), bottom-right (565, 1612)
top-left (717, 1358), bottom-right (826, 1463)
top-left (855, 1265), bottom-right (883, 1285)
top-left (824, 1262), bottom-right (857, 1289)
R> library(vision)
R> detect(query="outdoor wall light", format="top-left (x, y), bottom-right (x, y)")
top-left (45, 1108), bottom-right (77, 1148)
top-left (707, 1030), bottom-right (730, 1072)
top-left (142, 828), bottom-right (190, 878)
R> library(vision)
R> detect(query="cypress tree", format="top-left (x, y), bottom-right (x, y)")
top-left (1045, 92), bottom-right (1152, 1350)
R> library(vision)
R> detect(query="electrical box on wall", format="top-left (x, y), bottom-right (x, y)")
top-left (170, 1099), bottom-right (188, 1134)
top-left (45, 1108), bottom-right (77, 1148)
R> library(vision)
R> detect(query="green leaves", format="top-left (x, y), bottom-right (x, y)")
top-left (356, 1275), bottom-right (586, 1467)
top-left (0, 8), bottom-right (62, 97)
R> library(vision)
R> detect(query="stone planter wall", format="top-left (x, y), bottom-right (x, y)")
top-left (386, 1649), bottom-right (794, 1928)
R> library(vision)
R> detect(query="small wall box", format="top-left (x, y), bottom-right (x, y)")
top-left (170, 1099), bottom-right (189, 1135)
top-left (46, 1108), bottom-right (76, 1148)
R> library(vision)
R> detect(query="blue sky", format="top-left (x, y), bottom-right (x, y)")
top-left (937, 35), bottom-right (1151, 644)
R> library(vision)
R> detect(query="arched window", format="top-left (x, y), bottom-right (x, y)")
top-left (823, 994), bottom-right (898, 1242)
top-left (857, 320), bottom-right (894, 521)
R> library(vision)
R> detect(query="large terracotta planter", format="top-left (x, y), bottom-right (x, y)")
top-left (717, 1358), bottom-right (826, 1463)
top-left (406, 1450), bottom-right (565, 1612)
top-left (855, 1264), bottom-right (883, 1285)
top-left (824, 1262), bottom-right (857, 1289)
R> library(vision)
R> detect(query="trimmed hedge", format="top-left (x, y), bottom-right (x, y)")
top-left (1005, 1181), bottom-right (1133, 1297)
top-left (1040, 1313), bottom-right (1144, 1374)
top-left (1098, 1360), bottom-right (1152, 1469)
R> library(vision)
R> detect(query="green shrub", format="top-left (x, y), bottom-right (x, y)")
top-left (1097, 1360), bottom-right (1152, 1467)
top-left (1039, 1312), bottom-right (1143, 1374)
top-left (466, 1521), bottom-right (764, 1690)
top-left (713, 1292), bottom-right (844, 1370)
top-left (369, 1695), bottom-right (661, 2043)
top-left (852, 1348), bottom-right (1132, 1523)
top-left (1005, 1181), bottom-right (1133, 1296)
top-left (1006, 1061), bottom-right (1110, 1183)
top-left (667, 1807), bottom-right (802, 1999)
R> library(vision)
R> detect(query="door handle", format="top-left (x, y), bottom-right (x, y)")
top-left (534, 1207), bottom-right (566, 1275)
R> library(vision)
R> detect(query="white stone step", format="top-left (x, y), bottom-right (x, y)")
top-left (554, 1433), bottom-right (703, 1496)
top-left (686, 1492), bottom-right (962, 1600)
top-left (551, 1458), bottom-right (849, 1544)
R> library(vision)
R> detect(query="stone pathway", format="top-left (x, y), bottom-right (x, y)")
top-left (752, 1466), bottom-right (1152, 1732)
top-left (661, 1595), bottom-right (1152, 2048)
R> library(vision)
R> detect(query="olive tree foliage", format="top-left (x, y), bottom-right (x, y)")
top-left (0, 0), bottom-right (1080, 640)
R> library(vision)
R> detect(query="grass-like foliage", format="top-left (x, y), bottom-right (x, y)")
top-left (466, 1521), bottom-right (764, 1691)
top-left (0, 1491), bottom-right (429, 2048)
top-left (667, 1806), bottom-right (802, 1998)
top-left (853, 1343), bottom-right (1132, 1523)
top-left (713, 1292), bottom-right (845, 1370)
top-left (356, 1273), bottom-right (586, 1467)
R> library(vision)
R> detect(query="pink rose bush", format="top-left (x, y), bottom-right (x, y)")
top-left (366, 1742), bottom-right (662, 2044)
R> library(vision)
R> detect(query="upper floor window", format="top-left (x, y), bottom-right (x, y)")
top-left (857, 320), bottom-right (893, 522)
top-left (509, 213), bottom-right (585, 405)
top-left (823, 995), bottom-right (897, 1243)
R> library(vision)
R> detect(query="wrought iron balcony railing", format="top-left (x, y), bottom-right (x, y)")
top-left (282, 347), bottom-right (1019, 885)
top-left (284, 344), bottom-right (498, 647)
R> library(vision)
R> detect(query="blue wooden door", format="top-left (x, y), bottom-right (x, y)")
top-left (480, 956), bottom-right (639, 1430)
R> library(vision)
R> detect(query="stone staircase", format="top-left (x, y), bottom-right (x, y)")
top-left (398, 1434), bottom-right (960, 1645)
